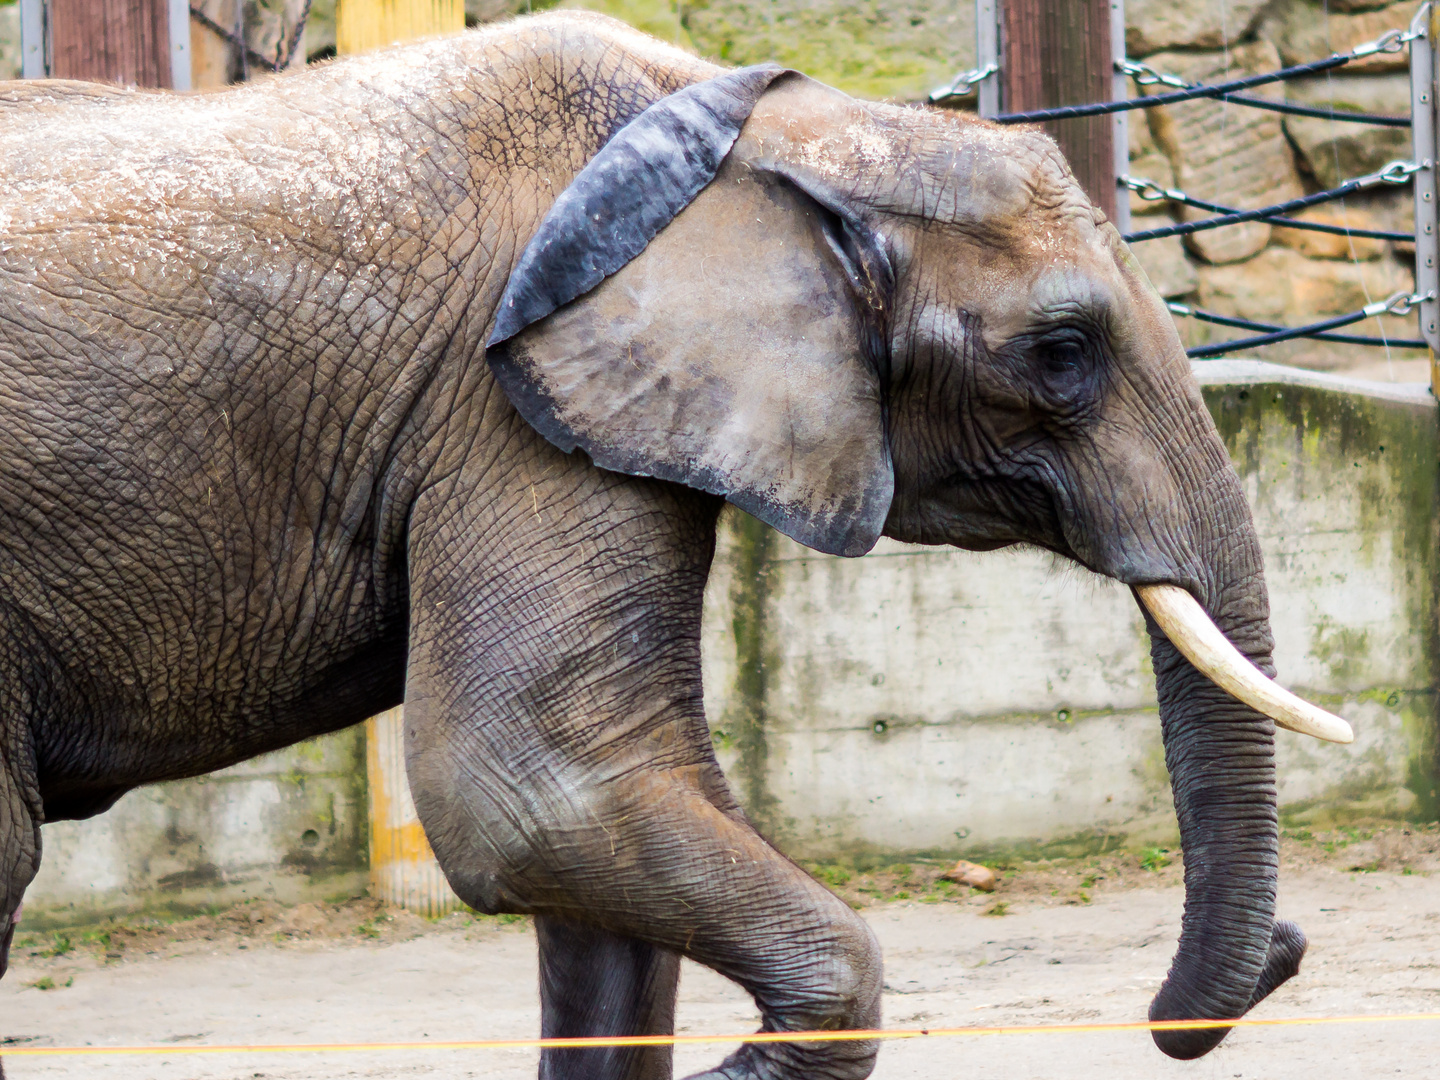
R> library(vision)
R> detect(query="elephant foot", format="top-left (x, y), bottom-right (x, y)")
top-left (681, 1035), bottom-right (878, 1080)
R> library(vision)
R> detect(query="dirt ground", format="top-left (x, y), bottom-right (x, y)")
top-left (2, 826), bottom-right (1438, 1080)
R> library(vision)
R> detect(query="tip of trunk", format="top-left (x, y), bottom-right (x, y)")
top-left (1149, 1019), bottom-right (1232, 1061)
top-left (1149, 919), bottom-right (1307, 1060)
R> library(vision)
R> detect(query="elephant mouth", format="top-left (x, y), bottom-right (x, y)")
top-left (1135, 585), bottom-right (1352, 745)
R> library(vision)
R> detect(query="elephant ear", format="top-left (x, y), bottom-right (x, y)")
top-left (487, 67), bottom-right (894, 558)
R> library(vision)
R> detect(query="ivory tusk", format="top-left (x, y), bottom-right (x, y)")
top-left (1136, 584), bottom-right (1355, 745)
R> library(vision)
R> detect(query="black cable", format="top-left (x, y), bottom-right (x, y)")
top-left (190, 4), bottom-right (313, 73)
top-left (1216, 92), bottom-right (1410, 127)
top-left (1134, 190), bottom-right (1412, 242)
top-left (1186, 306), bottom-right (1411, 358)
top-left (1174, 304), bottom-right (1425, 348)
top-left (993, 54), bottom-right (1351, 124)
top-left (1123, 175), bottom-right (1410, 242)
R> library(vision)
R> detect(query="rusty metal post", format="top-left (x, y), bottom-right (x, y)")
top-left (1001, 0), bottom-right (1118, 221)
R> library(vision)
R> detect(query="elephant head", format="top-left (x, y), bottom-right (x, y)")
top-left (487, 65), bottom-right (1349, 1059)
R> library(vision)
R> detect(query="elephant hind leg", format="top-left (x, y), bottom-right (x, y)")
top-left (539, 917), bottom-right (681, 1080)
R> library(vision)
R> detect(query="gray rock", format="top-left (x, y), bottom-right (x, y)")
top-left (1126, 106), bottom-right (1175, 216)
top-left (1124, 0), bottom-right (1269, 57)
top-left (1283, 74), bottom-right (1413, 189)
top-left (1127, 220), bottom-right (1198, 298)
top-left (1259, 0), bottom-right (1414, 74)
top-left (1142, 42), bottom-right (1304, 265)
top-left (1190, 246), bottom-right (1419, 368)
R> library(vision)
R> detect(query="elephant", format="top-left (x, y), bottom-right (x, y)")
top-left (0, 10), bottom-right (1353, 1079)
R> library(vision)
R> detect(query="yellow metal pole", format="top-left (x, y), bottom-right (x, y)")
top-left (340, 0), bottom-right (466, 918)
top-left (336, 0), bottom-right (464, 56)
top-left (365, 707), bottom-right (462, 916)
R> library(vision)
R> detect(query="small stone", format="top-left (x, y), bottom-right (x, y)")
top-left (1126, 112), bottom-right (1174, 217)
top-left (939, 860), bottom-right (998, 892)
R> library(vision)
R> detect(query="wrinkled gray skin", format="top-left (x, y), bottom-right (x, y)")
top-left (0, 12), bottom-right (1304, 1078)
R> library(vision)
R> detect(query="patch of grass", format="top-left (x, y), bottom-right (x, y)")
top-left (808, 863), bottom-right (852, 888)
top-left (41, 933), bottom-right (73, 958)
top-left (981, 902), bottom-right (1010, 917)
top-left (1322, 827), bottom-right (1371, 854)
top-left (1139, 847), bottom-right (1172, 872)
top-left (28, 977), bottom-right (56, 991)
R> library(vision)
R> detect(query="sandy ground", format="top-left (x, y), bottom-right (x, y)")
top-left (2, 829), bottom-right (1439, 1080)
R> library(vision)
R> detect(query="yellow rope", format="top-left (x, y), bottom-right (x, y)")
top-left (4, 1012), bottom-right (1439, 1056)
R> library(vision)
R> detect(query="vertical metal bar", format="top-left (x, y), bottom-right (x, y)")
top-left (976, 0), bottom-right (1001, 118)
top-left (19, 0), bottom-right (45, 79)
top-left (168, 0), bottom-right (192, 90)
top-left (1110, 0), bottom-right (1130, 234)
top-left (1411, 5), bottom-right (1440, 389)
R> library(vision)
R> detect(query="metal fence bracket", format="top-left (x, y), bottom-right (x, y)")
top-left (1411, 4), bottom-right (1440, 389)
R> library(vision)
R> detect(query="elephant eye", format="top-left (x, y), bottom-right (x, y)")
top-left (1040, 340), bottom-right (1084, 375)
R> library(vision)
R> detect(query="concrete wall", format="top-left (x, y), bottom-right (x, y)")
top-left (701, 360), bottom-right (1440, 861)
top-left (25, 730), bottom-right (368, 930)
top-left (24, 362), bottom-right (1437, 924)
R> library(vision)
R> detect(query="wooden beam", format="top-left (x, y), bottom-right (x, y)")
top-left (48, 0), bottom-right (175, 87)
top-left (1001, 0), bottom-right (1117, 220)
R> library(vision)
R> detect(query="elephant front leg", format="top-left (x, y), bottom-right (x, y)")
top-left (538, 917), bottom-right (681, 1080)
top-left (410, 744), bottom-right (884, 1080)
top-left (404, 468), bottom-right (882, 1080)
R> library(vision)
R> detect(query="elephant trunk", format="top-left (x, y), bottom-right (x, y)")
top-left (1139, 494), bottom-right (1304, 1058)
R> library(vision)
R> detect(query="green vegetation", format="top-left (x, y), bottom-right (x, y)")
top-left (1139, 847), bottom-right (1172, 872)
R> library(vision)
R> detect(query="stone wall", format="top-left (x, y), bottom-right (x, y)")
top-left (661, 0), bottom-right (1426, 374)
